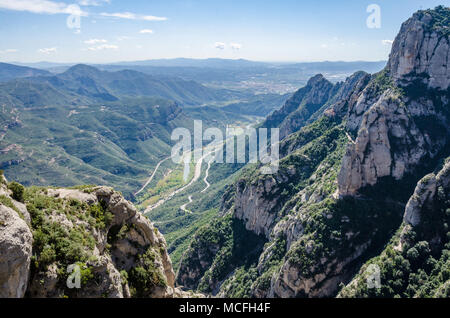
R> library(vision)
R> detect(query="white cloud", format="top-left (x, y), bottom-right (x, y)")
top-left (38, 47), bottom-right (57, 54)
top-left (0, 49), bottom-right (18, 54)
top-left (382, 39), bottom-right (394, 45)
top-left (84, 38), bottom-right (107, 44)
top-left (100, 12), bottom-right (167, 21)
top-left (87, 44), bottom-right (118, 51)
top-left (214, 42), bottom-right (226, 50)
top-left (78, 0), bottom-right (110, 6)
top-left (320, 44), bottom-right (328, 49)
top-left (116, 36), bottom-right (132, 41)
top-left (230, 43), bottom-right (242, 50)
top-left (0, 0), bottom-right (87, 16)
top-left (139, 29), bottom-right (153, 34)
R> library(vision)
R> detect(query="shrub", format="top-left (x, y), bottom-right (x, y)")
top-left (128, 248), bottom-right (167, 297)
top-left (8, 182), bottom-right (25, 202)
top-left (0, 194), bottom-right (24, 219)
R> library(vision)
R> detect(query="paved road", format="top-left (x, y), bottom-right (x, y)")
top-left (144, 148), bottom-right (216, 214)
top-left (134, 157), bottom-right (170, 196)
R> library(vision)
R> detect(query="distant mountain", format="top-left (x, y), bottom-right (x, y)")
top-left (286, 61), bottom-right (387, 74)
top-left (111, 58), bottom-right (269, 69)
top-left (0, 63), bottom-right (51, 82)
top-left (11, 59), bottom-right (387, 95)
top-left (96, 60), bottom-right (386, 94)
top-left (0, 63), bottom-right (251, 198)
top-left (11, 61), bottom-right (74, 69)
top-left (4, 63), bottom-right (244, 107)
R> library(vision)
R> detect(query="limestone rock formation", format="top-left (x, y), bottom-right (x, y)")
top-left (0, 204), bottom-right (33, 298)
top-left (388, 7), bottom-right (449, 90)
top-left (338, 7), bottom-right (449, 196)
top-left (176, 7), bottom-right (450, 299)
top-left (263, 74), bottom-right (339, 139)
top-left (0, 178), bottom-right (199, 298)
top-left (404, 159), bottom-right (450, 227)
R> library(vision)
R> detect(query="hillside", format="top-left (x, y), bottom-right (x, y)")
top-left (175, 6), bottom-right (450, 298)
top-left (29, 64), bottom-right (245, 106)
top-left (0, 63), bottom-right (51, 83)
top-left (0, 64), bottom-right (255, 198)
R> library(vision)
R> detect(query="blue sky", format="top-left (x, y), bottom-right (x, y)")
top-left (0, 0), bottom-right (447, 63)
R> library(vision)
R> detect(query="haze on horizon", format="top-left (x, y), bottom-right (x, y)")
top-left (0, 0), bottom-right (446, 64)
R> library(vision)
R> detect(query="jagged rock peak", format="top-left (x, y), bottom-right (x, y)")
top-left (337, 6), bottom-right (450, 196)
top-left (388, 6), bottom-right (450, 90)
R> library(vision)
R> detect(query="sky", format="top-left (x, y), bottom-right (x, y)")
top-left (0, 0), bottom-right (447, 63)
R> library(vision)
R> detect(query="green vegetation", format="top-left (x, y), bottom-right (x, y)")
top-left (128, 248), bottom-right (167, 297)
top-left (7, 181), bottom-right (25, 202)
top-left (141, 156), bottom-right (245, 271)
top-left (193, 215), bottom-right (266, 294)
top-left (220, 266), bottom-right (259, 298)
top-left (22, 186), bottom-right (114, 293)
top-left (366, 69), bottom-right (404, 97)
top-left (136, 161), bottom-right (194, 209)
top-left (0, 63), bottom-right (257, 199)
top-left (420, 6), bottom-right (450, 37)
top-left (287, 197), bottom-right (403, 277)
top-left (0, 194), bottom-right (23, 219)
top-left (339, 176), bottom-right (450, 298)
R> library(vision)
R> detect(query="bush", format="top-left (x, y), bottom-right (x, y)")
top-left (8, 182), bottom-right (25, 202)
top-left (128, 248), bottom-right (167, 297)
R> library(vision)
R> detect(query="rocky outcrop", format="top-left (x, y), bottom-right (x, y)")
top-left (338, 157), bottom-right (450, 297)
top-left (269, 241), bottom-right (370, 298)
top-left (338, 7), bottom-right (450, 196)
top-left (388, 7), bottom-right (449, 90)
top-left (0, 204), bottom-right (32, 298)
top-left (27, 186), bottom-right (178, 298)
top-left (263, 74), bottom-right (340, 139)
top-left (233, 172), bottom-right (294, 238)
top-left (0, 176), bottom-right (32, 298)
top-left (404, 159), bottom-right (450, 227)
top-left (0, 179), bottom-right (198, 298)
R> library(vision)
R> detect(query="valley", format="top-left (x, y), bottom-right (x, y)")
top-left (0, 4), bottom-right (448, 301)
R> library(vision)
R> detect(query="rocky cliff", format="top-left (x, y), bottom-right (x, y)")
top-left (263, 74), bottom-right (340, 139)
top-left (338, 6), bottom-right (450, 196)
top-left (0, 172), bottom-right (199, 298)
top-left (175, 6), bottom-right (450, 298)
top-left (339, 158), bottom-right (450, 297)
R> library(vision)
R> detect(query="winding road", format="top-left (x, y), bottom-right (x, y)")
top-left (179, 195), bottom-right (193, 213)
top-left (134, 157), bottom-right (170, 196)
top-left (142, 122), bottom-right (257, 215)
top-left (201, 157), bottom-right (213, 193)
top-left (144, 148), bottom-right (217, 214)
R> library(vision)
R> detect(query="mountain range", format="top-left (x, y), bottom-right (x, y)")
top-left (0, 6), bottom-right (449, 299)
top-left (175, 6), bottom-right (450, 298)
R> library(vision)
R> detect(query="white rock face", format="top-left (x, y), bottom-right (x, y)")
top-left (337, 9), bottom-right (450, 196)
top-left (269, 241), bottom-right (370, 298)
top-left (388, 11), bottom-right (449, 90)
top-left (404, 160), bottom-right (450, 227)
top-left (234, 177), bottom-right (280, 238)
top-left (0, 204), bottom-right (33, 298)
top-left (338, 80), bottom-right (448, 197)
